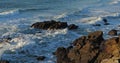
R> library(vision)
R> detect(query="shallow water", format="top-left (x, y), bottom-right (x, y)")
top-left (0, 0), bottom-right (120, 63)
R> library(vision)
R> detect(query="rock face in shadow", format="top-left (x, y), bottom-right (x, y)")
top-left (31, 20), bottom-right (78, 30)
top-left (55, 31), bottom-right (120, 63)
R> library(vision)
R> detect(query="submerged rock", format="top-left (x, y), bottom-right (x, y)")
top-left (92, 24), bottom-right (101, 26)
top-left (36, 56), bottom-right (46, 61)
top-left (103, 18), bottom-right (110, 25)
top-left (31, 20), bottom-right (68, 30)
top-left (108, 29), bottom-right (117, 36)
top-left (68, 24), bottom-right (78, 30)
top-left (95, 37), bottom-right (120, 63)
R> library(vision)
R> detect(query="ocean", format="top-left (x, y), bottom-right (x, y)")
top-left (0, 0), bottom-right (120, 63)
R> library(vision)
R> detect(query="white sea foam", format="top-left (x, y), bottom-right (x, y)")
top-left (0, 9), bottom-right (19, 16)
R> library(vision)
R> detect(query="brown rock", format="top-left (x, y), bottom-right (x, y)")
top-left (55, 47), bottom-right (70, 63)
top-left (95, 37), bottom-right (120, 63)
top-left (68, 41), bottom-right (100, 63)
top-left (31, 20), bottom-right (68, 30)
top-left (73, 36), bottom-right (86, 49)
top-left (68, 24), bottom-right (78, 30)
top-left (87, 31), bottom-right (104, 44)
top-left (55, 31), bottom-right (120, 63)
top-left (108, 29), bottom-right (117, 36)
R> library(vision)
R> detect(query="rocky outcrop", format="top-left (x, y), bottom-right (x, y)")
top-left (95, 37), bottom-right (120, 63)
top-left (55, 31), bottom-right (120, 63)
top-left (31, 20), bottom-right (68, 30)
top-left (108, 29), bottom-right (117, 36)
top-left (31, 20), bottom-right (78, 30)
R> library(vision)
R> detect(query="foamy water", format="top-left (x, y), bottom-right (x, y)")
top-left (0, 0), bottom-right (120, 63)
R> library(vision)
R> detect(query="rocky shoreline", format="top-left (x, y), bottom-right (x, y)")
top-left (0, 20), bottom-right (120, 63)
top-left (55, 30), bottom-right (120, 63)
top-left (31, 20), bottom-right (120, 63)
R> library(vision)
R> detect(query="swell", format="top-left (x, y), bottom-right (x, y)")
top-left (56, 0), bottom-right (120, 24)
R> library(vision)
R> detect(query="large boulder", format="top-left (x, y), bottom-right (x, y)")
top-left (68, 41), bottom-right (100, 63)
top-left (95, 37), bottom-right (120, 63)
top-left (67, 31), bottom-right (104, 63)
top-left (31, 20), bottom-right (68, 30)
top-left (55, 30), bottom-right (120, 63)
top-left (55, 31), bottom-right (104, 63)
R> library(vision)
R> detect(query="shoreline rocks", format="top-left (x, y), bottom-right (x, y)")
top-left (55, 31), bottom-right (120, 63)
top-left (31, 20), bottom-right (78, 30)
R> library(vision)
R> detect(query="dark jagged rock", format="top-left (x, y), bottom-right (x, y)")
top-left (36, 56), bottom-right (46, 61)
top-left (55, 30), bottom-right (120, 63)
top-left (68, 24), bottom-right (78, 30)
top-left (108, 29), bottom-right (117, 36)
top-left (31, 20), bottom-right (68, 30)
top-left (0, 60), bottom-right (9, 63)
top-left (31, 20), bottom-right (79, 30)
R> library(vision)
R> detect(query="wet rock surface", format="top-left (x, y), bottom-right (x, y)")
top-left (55, 31), bottom-right (120, 63)
top-left (31, 20), bottom-right (78, 30)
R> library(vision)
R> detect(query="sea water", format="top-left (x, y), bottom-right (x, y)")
top-left (0, 0), bottom-right (120, 63)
